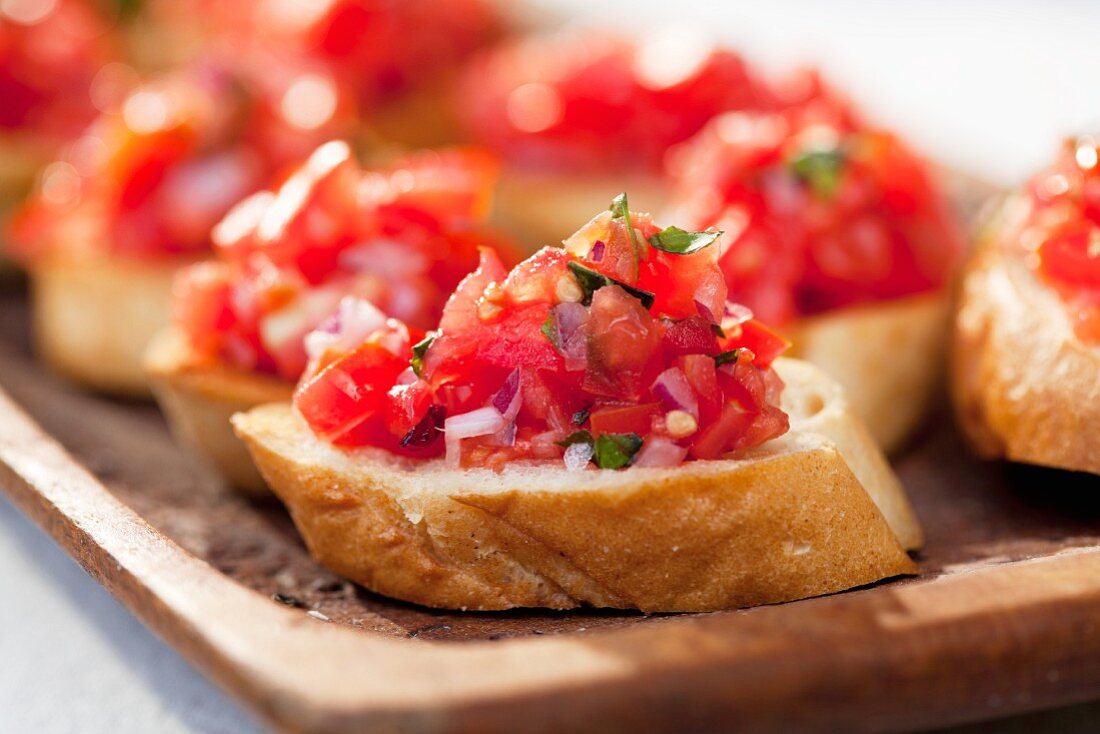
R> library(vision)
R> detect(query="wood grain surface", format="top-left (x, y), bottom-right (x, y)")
top-left (2, 287), bottom-right (1100, 733)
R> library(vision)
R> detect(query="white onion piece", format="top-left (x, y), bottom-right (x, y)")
top-left (303, 296), bottom-right (387, 362)
top-left (632, 437), bottom-right (687, 468)
top-left (444, 407), bottom-right (505, 466)
top-left (651, 367), bottom-right (698, 419)
top-left (563, 442), bottom-right (594, 471)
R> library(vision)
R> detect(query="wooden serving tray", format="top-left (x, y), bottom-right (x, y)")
top-left (2, 287), bottom-right (1100, 733)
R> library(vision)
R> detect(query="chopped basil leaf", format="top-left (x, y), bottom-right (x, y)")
top-left (572, 407), bottom-right (590, 426)
top-left (410, 331), bottom-right (438, 377)
top-left (711, 323), bottom-right (726, 338)
top-left (541, 311), bottom-right (558, 348)
top-left (648, 226), bottom-right (722, 255)
top-left (609, 192), bottom-right (642, 278)
top-left (566, 261), bottom-right (655, 309)
top-left (556, 430), bottom-right (594, 449)
top-left (714, 348), bottom-right (742, 366)
top-left (593, 433), bottom-right (643, 469)
top-left (789, 148), bottom-right (845, 199)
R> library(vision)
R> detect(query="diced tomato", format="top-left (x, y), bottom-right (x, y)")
top-left (589, 403), bottom-right (660, 436)
top-left (662, 317), bottom-right (720, 357)
top-left (583, 286), bottom-right (662, 400)
top-left (1039, 222), bottom-right (1100, 289)
top-left (732, 319), bottom-right (790, 368)
top-left (677, 354), bottom-right (721, 425)
top-left (294, 343), bottom-right (408, 443)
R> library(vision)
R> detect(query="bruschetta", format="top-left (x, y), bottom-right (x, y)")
top-left (663, 109), bottom-right (965, 452)
top-left (146, 141), bottom-right (513, 493)
top-left (9, 57), bottom-right (355, 395)
top-left (952, 136), bottom-right (1100, 475)
top-left (234, 198), bottom-right (920, 612)
top-left (454, 29), bottom-right (820, 244)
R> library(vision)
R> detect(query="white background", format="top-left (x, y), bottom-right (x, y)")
top-left (4, 1), bottom-right (1100, 732)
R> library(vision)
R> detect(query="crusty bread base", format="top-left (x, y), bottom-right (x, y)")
top-left (145, 328), bottom-right (293, 496)
top-left (951, 198), bottom-right (1100, 475)
top-left (233, 358), bottom-right (916, 612)
top-left (775, 358), bottom-right (922, 550)
top-left (31, 254), bottom-right (187, 396)
top-left (492, 169), bottom-right (669, 250)
top-left (790, 293), bottom-right (946, 455)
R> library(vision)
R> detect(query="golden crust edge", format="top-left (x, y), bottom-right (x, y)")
top-left (231, 380), bottom-right (916, 613)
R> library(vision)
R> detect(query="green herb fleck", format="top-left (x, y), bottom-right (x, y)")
top-left (714, 348), bottom-right (742, 366)
top-left (711, 323), bottom-right (726, 338)
top-left (541, 311), bottom-right (558, 348)
top-left (593, 433), bottom-right (644, 469)
top-left (410, 331), bottom-right (438, 377)
top-left (566, 261), bottom-right (655, 309)
top-left (609, 192), bottom-right (642, 278)
top-left (648, 226), bottom-right (722, 255)
top-left (789, 148), bottom-right (845, 199)
top-left (556, 430), bottom-right (594, 449)
top-left (572, 407), bottom-right (590, 426)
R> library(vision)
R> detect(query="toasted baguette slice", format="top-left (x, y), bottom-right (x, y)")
top-left (491, 169), bottom-right (668, 248)
top-left (789, 292), bottom-right (947, 455)
top-left (232, 358), bottom-right (917, 613)
top-left (31, 253), bottom-right (185, 396)
top-left (951, 197), bottom-right (1100, 475)
top-left (145, 328), bottom-right (293, 496)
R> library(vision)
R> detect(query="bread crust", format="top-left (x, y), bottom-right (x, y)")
top-left (145, 328), bottom-right (292, 496)
top-left (790, 293), bottom-right (946, 455)
top-left (31, 253), bottom-right (186, 396)
top-left (951, 197), bottom-right (1100, 475)
top-left (232, 360), bottom-right (916, 613)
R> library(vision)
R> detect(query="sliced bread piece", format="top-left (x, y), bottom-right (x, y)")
top-left (232, 357), bottom-right (917, 613)
top-left (951, 197), bottom-right (1100, 475)
top-left (31, 253), bottom-right (185, 396)
top-left (145, 327), bottom-right (292, 495)
top-left (789, 292), bottom-right (947, 455)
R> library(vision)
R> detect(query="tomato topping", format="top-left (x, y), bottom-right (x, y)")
top-left (295, 340), bottom-right (409, 444)
top-left (170, 142), bottom-right (513, 381)
top-left (455, 30), bottom-right (789, 174)
top-left (7, 53), bottom-right (357, 263)
top-left (1018, 136), bottom-right (1100, 342)
top-left (665, 109), bottom-right (965, 325)
top-left (293, 197), bottom-right (791, 471)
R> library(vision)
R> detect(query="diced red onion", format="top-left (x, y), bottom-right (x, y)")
top-left (724, 302), bottom-right (754, 324)
top-left (487, 369), bottom-right (522, 446)
top-left (651, 367), bottom-right (699, 419)
top-left (444, 407), bottom-right (505, 466)
top-left (491, 369), bottom-right (521, 415)
top-left (694, 299), bottom-right (717, 324)
top-left (563, 442), bottom-right (594, 471)
top-left (632, 437), bottom-right (688, 468)
top-left (551, 302), bottom-right (588, 371)
top-left (589, 240), bottom-right (606, 262)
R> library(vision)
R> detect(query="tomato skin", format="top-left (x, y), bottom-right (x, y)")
top-left (662, 317), bottom-right (720, 357)
top-left (1039, 222), bottom-right (1100, 289)
top-left (589, 403), bottom-right (660, 436)
top-left (731, 319), bottom-right (790, 369)
top-left (294, 343), bottom-right (408, 443)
